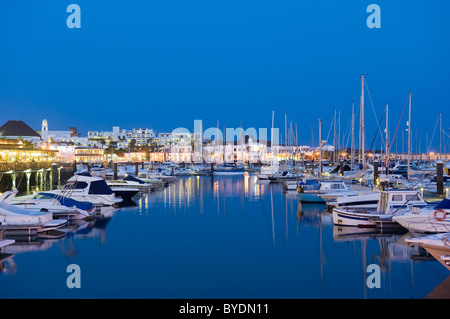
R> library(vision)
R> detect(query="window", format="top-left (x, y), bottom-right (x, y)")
top-left (406, 194), bottom-right (420, 201)
top-left (392, 195), bottom-right (403, 201)
top-left (89, 180), bottom-right (113, 195)
top-left (73, 181), bottom-right (88, 189)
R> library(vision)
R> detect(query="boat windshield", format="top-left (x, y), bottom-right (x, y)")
top-left (89, 180), bottom-right (113, 195)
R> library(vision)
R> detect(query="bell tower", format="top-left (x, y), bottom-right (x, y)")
top-left (42, 119), bottom-right (49, 142)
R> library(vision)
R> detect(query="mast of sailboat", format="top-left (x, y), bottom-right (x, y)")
top-left (240, 120), bottom-right (244, 165)
top-left (351, 101), bottom-right (355, 171)
top-left (285, 113), bottom-right (287, 162)
top-left (440, 112), bottom-right (442, 156)
top-left (407, 92), bottom-right (412, 180)
top-left (360, 74), bottom-right (366, 174)
top-left (333, 109), bottom-right (337, 164)
top-left (271, 109), bottom-right (275, 166)
top-left (319, 118), bottom-right (322, 177)
top-left (338, 110), bottom-right (341, 162)
top-left (385, 103), bottom-right (389, 178)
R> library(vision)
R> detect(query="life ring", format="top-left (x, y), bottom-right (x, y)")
top-left (434, 209), bottom-right (447, 221)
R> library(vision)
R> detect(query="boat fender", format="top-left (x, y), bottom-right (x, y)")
top-left (434, 209), bottom-right (446, 222)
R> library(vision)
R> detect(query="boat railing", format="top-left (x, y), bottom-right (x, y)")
top-left (55, 175), bottom-right (78, 204)
top-left (405, 212), bottom-right (450, 236)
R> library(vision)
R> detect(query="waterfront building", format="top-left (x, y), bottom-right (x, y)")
top-left (0, 120), bottom-right (42, 147)
top-left (88, 126), bottom-right (155, 150)
top-left (74, 147), bottom-right (104, 163)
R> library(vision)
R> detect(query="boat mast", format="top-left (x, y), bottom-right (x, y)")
top-left (385, 103), bottom-right (389, 178)
top-left (351, 101), bottom-right (355, 171)
top-left (440, 112), bottom-right (442, 156)
top-left (285, 113), bottom-right (287, 162)
top-left (407, 92), bottom-right (412, 180)
top-left (271, 109), bottom-right (275, 166)
top-left (333, 109), bottom-right (337, 164)
top-left (338, 110), bottom-right (341, 162)
top-left (360, 74), bottom-right (366, 173)
top-left (319, 118), bottom-right (322, 177)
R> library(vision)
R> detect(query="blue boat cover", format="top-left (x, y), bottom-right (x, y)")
top-left (435, 198), bottom-right (450, 210)
top-left (124, 174), bottom-right (147, 184)
top-left (39, 192), bottom-right (93, 211)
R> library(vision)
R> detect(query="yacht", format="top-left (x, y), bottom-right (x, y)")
top-left (107, 174), bottom-right (152, 193)
top-left (48, 173), bottom-right (123, 207)
top-left (2, 189), bottom-right (95, 220)
top-left (392, 198), bottom-right (450, 233)
top-left (298, 180), bottom-right (357, 203)
top-left (268, 171), bottom-right (303, 182)
top-left (0, 200), bottom-right (67, 236)
top-left (213, 164), bottom-right (245, 176)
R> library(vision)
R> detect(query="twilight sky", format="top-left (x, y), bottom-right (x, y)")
top-left (0, 1), bottom-right (449, 152)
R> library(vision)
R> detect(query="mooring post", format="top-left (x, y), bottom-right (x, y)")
top-left (339, 160), bottom-right (344, 176)
top-left (26, 171), bottom-right (32, 194)
top-left (113, 162), bottom-right (118, 180)
top-left (437, 161), bottom-right (444, 196)
top-left (11, 172), bottom-right (16, 190)
top-left (373, 161), bottom-right (379, 186)
top-left (135, 162), bottom-right (139, 176)
top-left (51, 163), bottom-right (58, 190)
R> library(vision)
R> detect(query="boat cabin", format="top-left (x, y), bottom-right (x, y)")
top-left (318, 181), bottom-right (349, 191)
top-left (377, 189), bottom-right (426, 214)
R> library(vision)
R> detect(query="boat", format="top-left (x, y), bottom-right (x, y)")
top-left (107, 174), bottom-right (153, 193)
top-left (392, 198), bottom-right (450, 233)
top-left (405, 232), bottom-right (450, 270)
top-left (3, 190), bottom-right (95, 221)
top-left (298, 180), bottom-right (357, 203)
top-left (47, 173), bottom-right (123, 207)
top-left (268, 171), bottom-right (303, 182)
top-left (284, 180), bottom-right (300, 191)
top-left (0, 200), bottom-right (67, 236)
top-left (334, 190), bottom-right (380, 210)
top-left (213, 164), bottom-right (245, 176)
top-left (332, 189), bottom-right (428, 227)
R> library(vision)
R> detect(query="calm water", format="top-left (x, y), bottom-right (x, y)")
top-left (1, 174), bottom-right (448, 299)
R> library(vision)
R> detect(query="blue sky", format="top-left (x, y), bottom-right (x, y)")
top-left (0, 1), bottom-right (449, 151)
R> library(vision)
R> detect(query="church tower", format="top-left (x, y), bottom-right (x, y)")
top-left (42, 119), bottom-right (49, 142)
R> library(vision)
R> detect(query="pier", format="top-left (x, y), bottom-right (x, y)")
top-left (0, 162), bottom-right (74, 194)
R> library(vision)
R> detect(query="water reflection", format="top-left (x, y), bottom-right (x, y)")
top-left (0, 206), bottom-right (118, 276)
top-left (1, 175), bottom-right (448, 298)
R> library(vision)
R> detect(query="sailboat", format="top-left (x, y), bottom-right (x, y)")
top-left (258, 110), bottom-right (279, 180)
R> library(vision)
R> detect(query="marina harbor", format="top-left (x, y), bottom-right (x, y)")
top-left (2, 1), bottom-right (450, 302)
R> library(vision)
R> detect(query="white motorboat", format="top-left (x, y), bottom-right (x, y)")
top-left (0, 201), bottom-right (67, 236)
top-left (405, 232), bottom-right (450, 270)
top-left (335, 190), bottom-right (381, 210)
top-left (298, 180), bottom-right (357, 203)
top-left (2, 189), bottom-right (95, 220)
top-left (332, 189), bottom-right (428, 227)
top-left (213, 164), bottom-right (245, 176)
top-left (392, 199), bottom-right (450, 233)
top-left (107, 174), bottom-right (153, 193)
top-left (284, 180), bottom-right (300, 191)
top-left (48, 173), bottom-right (123, 207)
top-left (269, 171), bottom-right (303, 182)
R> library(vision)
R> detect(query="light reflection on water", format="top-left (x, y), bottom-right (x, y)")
top-left (0, 174), bottom-right (449, 299)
